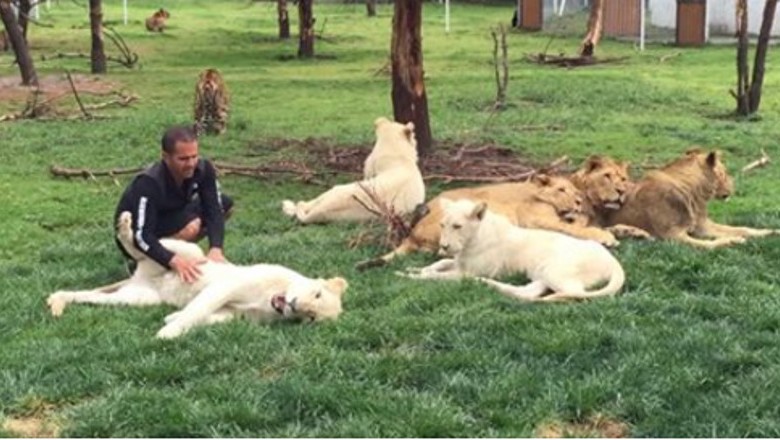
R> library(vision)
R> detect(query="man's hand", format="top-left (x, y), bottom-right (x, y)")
top-left (207, 247), bottom-right (227, 263)
top-left (169, 254), bottom-right (207, 284)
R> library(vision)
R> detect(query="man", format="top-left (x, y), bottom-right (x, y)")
top-left (115, 125), bottom-right (233, 283)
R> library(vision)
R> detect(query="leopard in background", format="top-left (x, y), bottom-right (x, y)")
top-left (193, 68), bottom-right (229, 136)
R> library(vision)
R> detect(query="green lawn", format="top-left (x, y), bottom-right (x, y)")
top-left (2, 0), bottom-right (780, 437)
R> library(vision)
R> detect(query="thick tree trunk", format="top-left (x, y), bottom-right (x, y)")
top-left (735, 0), bottom-right (750, 115)
top-left (0, 0), bottom-right (37, 85)
top-left (17, 0), bottom-right (30, 39)
top-left (579, 0), bottom-right (604, 57)
top-left (297, 0), bottom-right (314, 58)
top-left (89, 0), bottom-right (106, 74)
top-left (390, 0), bottom-right (432, 155)
top-left (278, 0), bottom-right (290, 39)
top-left (366, 0), bottom-right (376, 17)
top-left (748, 0), bottom-right (778, 113)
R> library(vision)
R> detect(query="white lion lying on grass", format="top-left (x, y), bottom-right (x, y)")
top-left (47, 212), bottom-right (348, 339)
top-left (282, 116), bottom-right (425, 223)
top-left (398, 198), bottom-right (625, 302)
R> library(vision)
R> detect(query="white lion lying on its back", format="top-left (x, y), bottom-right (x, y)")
top-left (399, 198), bottom-right (625, 302)
top-left (47, 212), bottom-right (348, 339)
top-left (282, 117), bottom-right (425, 223)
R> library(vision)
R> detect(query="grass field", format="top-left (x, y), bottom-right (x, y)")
top-left (2, 0), bottom-right (780, 437)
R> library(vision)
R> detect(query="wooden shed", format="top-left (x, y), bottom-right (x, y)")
top-left (516, 0), bottom-right (543, 31)
top-left (676, 0), bottom-right (707, 46)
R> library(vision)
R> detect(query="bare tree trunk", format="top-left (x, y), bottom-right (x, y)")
top-left (17, 0), bottom-right (30, 39)
top-left (89, 0), bottom-right (106, 74)
top-left (748, 0), bottom-right (777, 113)
top-left (297, 0), bottom-right (314, 58)
top-left (391, 0), bottom-right (432, 155)
top-left (0, 0), bottom-right (37, 85)
top-left (735, 0), bottom-right (750, 115)
top-left (366, 0), bottom-right (376, 17)
top-left (278, 0), bottom-right (290, 39)
top-left (580, 0), bottom-right (604, 56)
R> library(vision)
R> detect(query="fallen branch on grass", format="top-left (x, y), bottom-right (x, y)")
top-left (741, 149), bottom-right (771, 173)
top-left (526, 52), bottom-right (629, 68)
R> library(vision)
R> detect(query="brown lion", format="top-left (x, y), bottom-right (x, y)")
top-left (357, 173), bottom-right (617, 270)
top-left (605, 149), bottom-right (778, 248)
top-left (568, 155), bottom-right (651, 240)
top-left (194, 68), bottom-right (229, 136)
top-left (145, 8), bottom-right (170, 32)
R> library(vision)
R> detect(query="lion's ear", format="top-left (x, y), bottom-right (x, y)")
top-left (470, 201), bottom-right (488, 221)
top-left (585, 155), bottom-right (604, 172)
top-left (325, 277), bottom-right (348, 297)
top-left (706, 151), bottom-right (719, 168)
top-left (403, 122), bottom-right (415, 140)
top-left (532, 173), bottom-right (552, 186)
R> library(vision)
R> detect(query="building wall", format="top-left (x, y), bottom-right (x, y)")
top-left (648, 0), bottom-right (780, 36)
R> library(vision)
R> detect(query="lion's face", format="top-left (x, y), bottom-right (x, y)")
top-left (154, 8), bottom-right (170, 19)
top-left (576, 156), bottom-right (632, 211)
top-left (438, 198), bottom-right (486, 256)
top-left (531, 174), bottom-right (584, 223)
top-left (688, 149), bottom-right (733, 199)
top-left (272, 277), bottom-right (347, 322)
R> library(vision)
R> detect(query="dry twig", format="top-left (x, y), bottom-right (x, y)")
top-left (741, 149), bottom-right (771, 173)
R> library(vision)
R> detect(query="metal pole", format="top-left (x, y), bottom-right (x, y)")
top-left (445, 0), bottom-right (450, 33)
top-left (123, 0), bottom-right (128, 25)
top-left (639, 0), bottom-right (645, 50)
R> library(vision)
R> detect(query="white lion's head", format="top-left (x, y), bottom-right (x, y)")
top-left (271, 277), bottom-right (348, 322)
top-left (437, 198), bottom-right (487, 256)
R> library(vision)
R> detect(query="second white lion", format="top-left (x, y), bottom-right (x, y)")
top-left (399, 198), bottom-right (625, 302)
top-left (282, 117), bottom-right (425, 223)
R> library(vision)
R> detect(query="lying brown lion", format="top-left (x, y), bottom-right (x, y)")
top-left (356, 173), bottom-right (616, 269)
top-left (605, 149), bottom-right (778, 248)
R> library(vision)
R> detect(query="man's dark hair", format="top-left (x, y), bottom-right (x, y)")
top-left (161, 125), bottom-right (198, 153)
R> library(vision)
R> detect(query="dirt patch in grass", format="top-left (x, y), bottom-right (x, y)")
top-left (0, 73), bottom-right (121, 104)
top-left (536, 413), bottom-right (630, 438)
top-left (3, 415), bottom-right (61, 438)
top-left (246, 137), bottom-right (568, 183)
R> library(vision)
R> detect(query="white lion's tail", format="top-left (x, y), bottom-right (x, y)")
top-left (550, 259), bottom-right (625, 301)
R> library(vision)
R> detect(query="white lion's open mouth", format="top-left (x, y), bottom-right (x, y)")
top-left (271, 294), bottom-right (287, 314)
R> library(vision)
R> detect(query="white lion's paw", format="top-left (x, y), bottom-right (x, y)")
top-left (117, 211), bottom-right (133, 231)
top-left (281, 200), bottom-right (297, 218)
top-left (156, 323), bottom-right (185, 339)
top-left (163, 311), bottom-right (182, 324)
top-left (47, 292), bottom-right (69, 317)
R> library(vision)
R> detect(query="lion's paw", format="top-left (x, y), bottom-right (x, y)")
top-left (117, 211), bottom-right (133, 232)
top-left (47, 292), bottom-right (69, 317)
top-left (281, 200), bottom-right (297, 218)
top-left (156, 323), bottom-right (185, 339)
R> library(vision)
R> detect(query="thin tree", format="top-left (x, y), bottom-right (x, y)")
top-left (734, 0), bottom-right (778, 115)
top-left (0, 0), bottom-right (37, 85)
top-left (278, 0), bottom-right (290, 39)
top-left (390, 0), bottom-right (432, 154)
top-left (89, 0), bottom-right (106, 74)
top-left (297, 0), bottom-right (314, 57)
top-left (580, 0), bottom-right (604, 56)
top-left (366, 0), bottom-right (376, 17)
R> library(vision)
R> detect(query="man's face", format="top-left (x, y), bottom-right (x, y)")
top-left (163, 140), bottom-right (199, 183)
